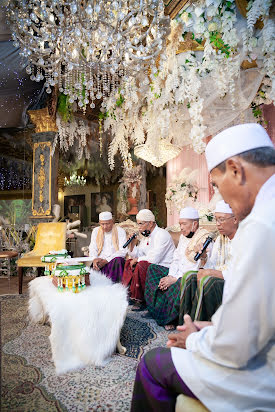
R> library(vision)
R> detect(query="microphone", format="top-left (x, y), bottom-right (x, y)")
top-left (141, 229), bottom-right (150, 237)
top-left (123, 233), bottom-right (138, 248)
top-left (194, 233), bottom-right (215, 262)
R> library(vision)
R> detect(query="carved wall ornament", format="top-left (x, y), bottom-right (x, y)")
top-left (32, 141), bottom-right (52, 217)
top-left (28, 108), bottom-right (57, 133)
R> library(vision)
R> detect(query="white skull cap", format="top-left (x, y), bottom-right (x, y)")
top-left (179, 207), bottom-right (199, 219)
top-left (205, 123), bottom-right (273, 171)
top-left (99, 211), bottom-right (112, 221)
top-left (214, 200), bottom-right (233, 214)
top-left (136, 209), bottom-right (155, 222)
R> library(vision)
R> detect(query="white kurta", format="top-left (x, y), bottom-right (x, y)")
top-left (130, 225), bottom-right (175, 268)
top-left (89, 226), bottom-right (127, 262)
top-left (168, 235), bottom-right (202, 279)
top-left (172, 174), bottom-right (275, 412)
top-left (204, 235), bottom-right (232, 280)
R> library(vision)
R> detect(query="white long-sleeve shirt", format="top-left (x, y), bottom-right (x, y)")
top-left (130, 225), bottom-right (175, 268)
top-left (168, 235), bottom-right (201, 279)
top-left (172, 173), bottom-right (275, 412)
top-left (204, 235), bottom-right (232, 280)
top-left (89, 226), bottom-right (127, 262)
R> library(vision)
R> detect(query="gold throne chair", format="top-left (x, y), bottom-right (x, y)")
top-left (17, 222), bottom-right (66, 294)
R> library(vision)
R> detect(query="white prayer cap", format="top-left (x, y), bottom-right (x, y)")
top-left (214, 200), bottom-right (233, 214)
top-left (179, 207), bottom-right (199, 219)
top-left (136, 209), bottom-right (155, 222)
top-left (99, 211), bottom-right (113, 221)
top-left (205, 123), bottom-right (274, 171)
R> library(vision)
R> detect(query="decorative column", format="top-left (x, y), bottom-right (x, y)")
top-left (28, 108), bottom-right (58, 222)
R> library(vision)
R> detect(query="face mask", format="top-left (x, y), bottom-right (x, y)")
top-left (186, 222), bottom-right (195, 238)
top-left (141, 229), bottom-right (151, 237)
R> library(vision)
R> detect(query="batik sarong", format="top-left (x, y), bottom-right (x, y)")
top-left (131, 347), bottom-right (197, 412)
top-left (122, 260), bottom-right (151, 301)
top-left (179, 271), bottom-right (224, 324)
top-left (101, 256), bottom-right (125, 283)
top-left (144, 264), bottom-right (181, 326)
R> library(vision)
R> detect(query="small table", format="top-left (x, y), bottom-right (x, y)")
top-left (28, 273), bottom-right (128, 374)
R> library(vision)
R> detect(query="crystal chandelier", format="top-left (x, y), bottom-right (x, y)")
top-left (64, 172), bottom-right (86, 187)
top-left (134, 140), bottom-right (182, 167)
top-left (7, 0), bottom-right (169, 111)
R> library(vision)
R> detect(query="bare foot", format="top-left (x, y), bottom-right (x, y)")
top-left (164, 324), bottom-right (175, 331)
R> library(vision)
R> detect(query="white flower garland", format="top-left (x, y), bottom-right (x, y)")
top-left (54, 114), bottom-right (92, 160)
top-left (100, 1), bottom-right (274, 168)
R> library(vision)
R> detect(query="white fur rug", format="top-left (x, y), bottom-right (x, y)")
top-left (28, 273), bottom-right (128, 374)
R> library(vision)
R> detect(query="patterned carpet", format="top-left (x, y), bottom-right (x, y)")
top-left (1, 294), bottom-right (169, 412)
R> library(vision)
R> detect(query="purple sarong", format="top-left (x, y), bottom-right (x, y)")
top-left (101, 257), bottom-right (125, 283)
top-left (131, 347), bottom-right (197, 412)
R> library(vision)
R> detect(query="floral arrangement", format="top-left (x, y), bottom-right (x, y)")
top-left (196, 203), bottom-right (215, 223)
top-left (117, 165), bottom-right (142, 216)
top-left (165, 168), bottom-right (199, 213)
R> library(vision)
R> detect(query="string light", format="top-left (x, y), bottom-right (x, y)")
top-left (0, 48), bottom-right (42, 128)
top-left (0, 157), bottom-right (32, 190)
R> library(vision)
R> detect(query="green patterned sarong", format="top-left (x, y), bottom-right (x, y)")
top-left (144, 264), bottom-right (181, 326)
top-left (179, 272), bottom-right (224, 324)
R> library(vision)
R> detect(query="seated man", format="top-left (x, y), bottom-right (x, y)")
top-left (89, 211), bottom-right (127, 282)
top-left (179, 199), bottom-right (238, 323)
top-left (122, 209), bottom-right (175, 309)
top-left (144, 207), bottom-right (210, 329)
top-left (130, 123), bottom-right (275, 412)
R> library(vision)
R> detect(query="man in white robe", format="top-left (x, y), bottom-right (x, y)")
top-left (130, 123), bottom-right (275, 411)
top-left (144, 207), bottom-right (210, 328)
top-left (122, 208), bottom-right (175, 308)
top-left (179, 200), bottom-right (239, 323)
top-left (89, 211), bottom-right (127, 283)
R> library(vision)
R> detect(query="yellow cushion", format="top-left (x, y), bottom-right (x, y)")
top-left (175, 395), bottom-right (209, 412)
top-left (17, 222), bottom-right (66, 268)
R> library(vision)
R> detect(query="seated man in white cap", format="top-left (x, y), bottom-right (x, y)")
top-left (144, 207), bottom-right (210, 330)
top-left (89, 211), bottom-right (127, 283)
top-left (122, 208), bottom-right (175, 309)
top-left (130, 123), bottom-right (275, 412)
top-left (179, 199), bottom-right (238, 323)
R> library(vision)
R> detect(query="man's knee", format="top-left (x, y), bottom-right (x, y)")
top-left (143, 347), bottom-right (172, 377)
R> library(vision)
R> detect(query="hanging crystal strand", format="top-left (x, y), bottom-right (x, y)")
top-left (58, 61), bottom-right (63, 92)
top-left (84, 68), bottom-right (90, 112)
top-left (99, 117), bottom-right (103, 157)
top-left (68, 68), bottom-right (73, 103)
top-left (96, 71), bottom-right (102, 100)
top-left (102, 70), bottom-right (107, 102)
top-left (64, 66), bottom-right (69, 96)
top-left (65, 278), bottom-right (69, 292)
top-left (30, 64), bottom-right (35, 81)
top-left (72, 68), bottom-right (77, 103)
top-left (78, 277), bottom-right (81, 292)
top-left (89, 67), bottom-right (95, 108)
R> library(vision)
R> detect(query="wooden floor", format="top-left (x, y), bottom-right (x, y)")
top-left (0, 276), bottom-right (35, 295)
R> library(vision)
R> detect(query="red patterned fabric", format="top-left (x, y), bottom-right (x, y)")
top-left (122, 260), bottom-right (151, 301)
